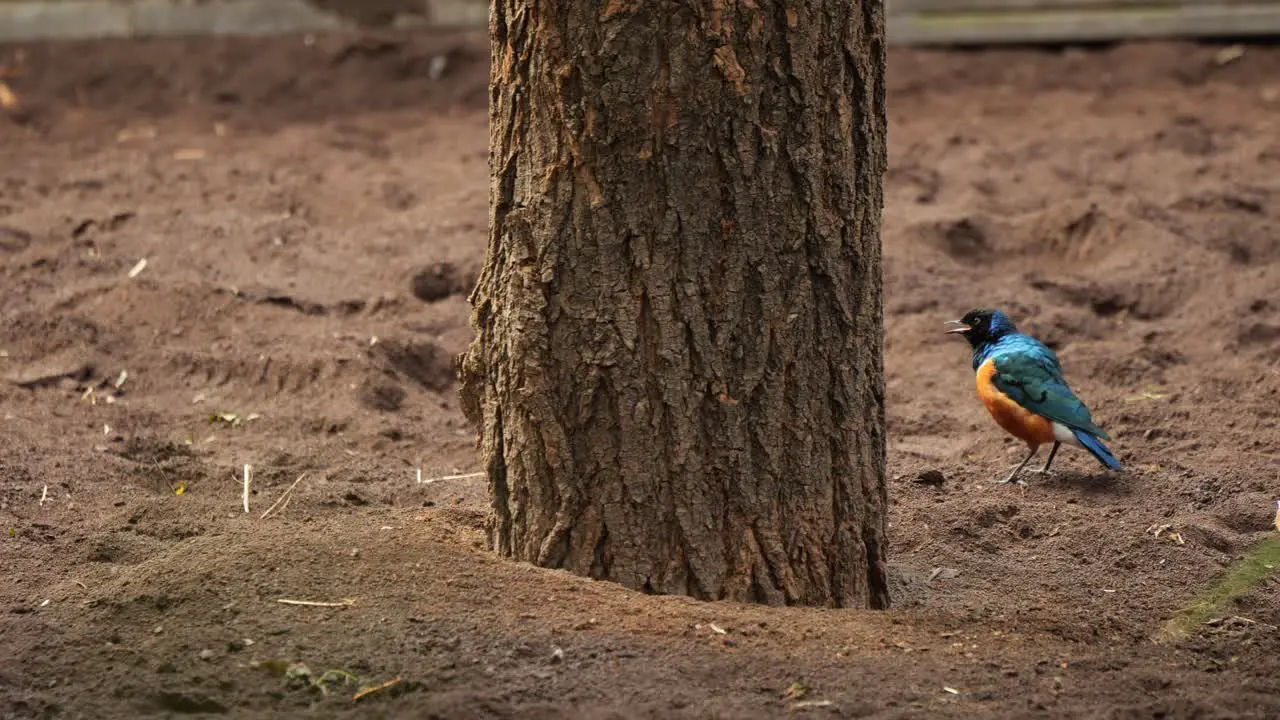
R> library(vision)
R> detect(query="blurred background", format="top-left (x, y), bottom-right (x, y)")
top-left (3, 0), bottom-right (1280, 43)
top-left (2, 1), bottom-right (1279, 718)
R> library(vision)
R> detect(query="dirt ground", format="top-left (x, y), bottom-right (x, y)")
top-left (2, 28), bottom-right (1279, 719)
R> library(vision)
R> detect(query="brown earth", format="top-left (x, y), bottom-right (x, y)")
top-left (1, 29), bottom-right (1279, 720)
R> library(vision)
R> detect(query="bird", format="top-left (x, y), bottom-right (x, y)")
top-left (946, 308), bottom-right (1122, 485)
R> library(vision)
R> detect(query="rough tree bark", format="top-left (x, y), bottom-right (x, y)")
top-left (458, 0), bottom-right (889, 608)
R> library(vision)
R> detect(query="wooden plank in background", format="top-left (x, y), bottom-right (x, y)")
top-left (888, 2), bottom-right (1280, 44)
top-left (0, 0), bottom-right (486, 42)
top-left (1, 0), bottom-right (1278, 47)
top-left (893, 0), bottom-right (1279, 10)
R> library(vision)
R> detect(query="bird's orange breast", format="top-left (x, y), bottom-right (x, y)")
top-left (976, 357), bottom-right (1057, 447)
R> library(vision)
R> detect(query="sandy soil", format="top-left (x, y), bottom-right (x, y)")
top-left (1, 29), bottom-right (1279, 719)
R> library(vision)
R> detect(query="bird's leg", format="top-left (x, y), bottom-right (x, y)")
top-left (995, 445), bottom-right (1039, 486)
top-left (1029, 442), bottom-right (1060, 475)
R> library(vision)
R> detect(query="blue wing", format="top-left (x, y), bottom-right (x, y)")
top-left (989, 336), bottom-right (1112, 441)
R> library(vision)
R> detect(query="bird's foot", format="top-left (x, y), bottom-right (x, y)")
top-left (992, 473), bottom-right (1028, 486)
top-left (1025, 468), bottom-right (1055, 477)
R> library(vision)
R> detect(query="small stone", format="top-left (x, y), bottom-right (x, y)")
top-left (410, 262), bottom-right (462, 303)
top-left (427, 55), bottom-right (449, 80)
top-left (198, 649), bottom-right (215, 660)
top-left (929, 567), bottom-right (961, 581)
top-left (914, 470), bottom-right (946, 486)
top-left (550, 646), bottom-right (565, 664)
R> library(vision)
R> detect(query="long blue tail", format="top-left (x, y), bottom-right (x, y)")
top-left (1074, 429), bottom-right (1122, 471)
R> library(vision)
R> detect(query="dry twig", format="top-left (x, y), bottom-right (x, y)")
top-left (276, 598), bottom-right (356, 608)
top-left (260, 472), bottom-right (308, 519)
top-left (353, 677), bottom-right (403, 702)
top-left (418, 470), bottom-right (484, 485)
top-left (242, 464), bottom-right (251, 513)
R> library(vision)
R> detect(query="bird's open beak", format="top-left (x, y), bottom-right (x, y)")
top-left (944, 320), bottom-right (970, 335)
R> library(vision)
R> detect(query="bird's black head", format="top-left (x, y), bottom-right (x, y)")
top-left (945, 308), bottom-right (1017, 349)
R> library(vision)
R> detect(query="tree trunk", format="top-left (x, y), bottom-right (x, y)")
top-left (458, 0), bottom-right (889, 608)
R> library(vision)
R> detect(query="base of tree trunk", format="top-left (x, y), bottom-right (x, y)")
top-left (459, 0), bottom-right (890, 609)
